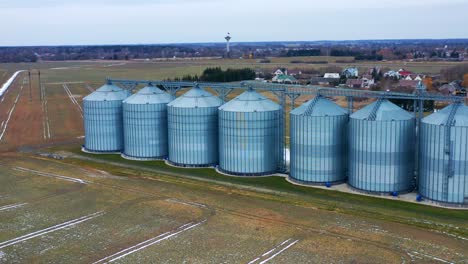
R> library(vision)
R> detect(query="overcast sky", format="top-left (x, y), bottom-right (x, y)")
top-left (1, 0), bottom-right (467, 46)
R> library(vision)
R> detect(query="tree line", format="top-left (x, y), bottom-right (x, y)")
top-left (175, 67), bottom-right (256, 82)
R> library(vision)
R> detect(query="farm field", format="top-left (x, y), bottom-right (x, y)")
top-left (0, 151), bottom-right (467, 263)
top-left (0, 59), bottom-right (467, 263)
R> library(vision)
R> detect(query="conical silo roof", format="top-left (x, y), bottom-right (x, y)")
top-left (123, 86), bottom-right (173, 104)
top-left (351, 99), bottom-right (413, 121)
top-left (219, 89), bottom-right (280, 112)
top-left (290, 96), bottom-right (348, 116)
top-left (168, 86), bottom-right (222, 108)
top-left (84, 83), bottom-right (129, 101)
top-left (422, 103), bottom-right (468, 127)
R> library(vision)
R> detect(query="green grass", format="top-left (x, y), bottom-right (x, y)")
top-left (57, 146), bottom-right (468, 238)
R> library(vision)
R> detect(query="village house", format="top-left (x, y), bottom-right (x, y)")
top-left (272, 74), bottom-right (298, 84)
top-left (439, 81), bottom-right (466, 96)
top-left (342, 67), bottom-right (359, 79)
top-left (346, 79), bottom-right (364, 88)
top-left (361, 74), bottom-right (375, 88)
top-left (384, 70), bottom-right (400, 79)
top-left (273, 68), bottom-right (287, 76)
top-left (398, 80), bottom-right (420, 89)
top-left (288, 69), bottom-right (302, 76)
top-left (324, 73), bottom-right (340, 79)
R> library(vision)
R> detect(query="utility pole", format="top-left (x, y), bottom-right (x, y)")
top-left (38, 70), bottom-right (42, 102)
top-left (28, 68), bottom-right (32, 102)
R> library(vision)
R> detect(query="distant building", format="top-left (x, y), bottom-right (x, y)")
top-left (398, 69), bottom-right (413, 78)
top-left (288, 69), bottom-right (302, 76)
top-left (272, 74), bottom-right (298, 84)
top-left (324, 73), bottom-right (340, 79)
top-left (346, 79), bottom-right (364, 88)
top-left (342, 67), bottom-right (359, 79)
top-left (361, 75), bottom-right (375, 88)
top-left (273, 68), bottom-right (287, 76)
top-left (310, 77), bottom-right (338, 86)
top-left (384, 70), bottom-right (400, 79)
top-left (398, 80), bottom-right (420, 89)
top-left (439, 81), bottom-right (465, 96)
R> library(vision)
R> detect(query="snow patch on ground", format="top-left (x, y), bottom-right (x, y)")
top-left (0, 71), bottom-right (24, 97)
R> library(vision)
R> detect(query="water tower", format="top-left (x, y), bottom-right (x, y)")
top-left (225, 33), bottom-right (231, 58)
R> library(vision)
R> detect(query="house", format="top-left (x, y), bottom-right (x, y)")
top-left (439, 81), bottom-right (465, 96)
top-left (342, 68), bottom-right (359, 78)
top-left (324, 73), bottom-right (340, 79)
top-left (310, 77), bottom-right (339, 86)
top-left (346, 79), bottom-right (364, 88)
top-left (272, 74), bottom-right (298, 84)
top-left (361, 75), bottom-right (375, 88)
top-left (384, 70), bottom-right (400, 79)
top-left (398, 69), bottom-right (413, 78)
top-left (288, 69), bottom-right (302, 76)
top-left (273, 68), bottom-right (287, 76)
top-left (398, 80), bottom-right (420, 89)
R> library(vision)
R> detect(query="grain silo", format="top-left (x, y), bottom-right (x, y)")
top-left (289, 96), bottom-right (348, 185)
top-left (83, 83), bottom-right (130, 153)
top-left (419, 103), bottom-right (468, 205)
top-left (348, 99), bottom-right (415, 193)
top-left (218, 89), bottom-right (281, 176)
top-left (122, 85), bottom-right (174, 160)
top-left (167, 85), bottom-right (223, 167)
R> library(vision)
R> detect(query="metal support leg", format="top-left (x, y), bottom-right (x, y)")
top-left (414, 99), bottom-right (424, 190)
top-left (287, 93), bottom-right (300, 110)
top-left (273, 90), bottom-right (286, 173)
top-left (347, 96), bottom-right (354, 114)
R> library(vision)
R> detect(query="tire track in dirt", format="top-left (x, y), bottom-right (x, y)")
top-left (92, 220), bottom-right (206, 263)
top-left (0, 211), bottom-right (105, 249)
top-left (40, 83), bottom-right (51, 139)
top-left (0, 84), bottom-right (24, 141)
top-left (62, 84), bottom-right (83, 118)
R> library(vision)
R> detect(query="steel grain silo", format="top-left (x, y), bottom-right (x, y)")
top-left (167, 86), bottom-right (223, 167)
top-left (289, 96), bottom-right (348, 185)
top-left (348, 99), bottom-right (415, 193)
top-left (419, 103), bottom-right (468, 205)
top-left (122, 85), bottom-right (174, 160)
top-left (83, 83), bottom-right (130, 153)
top-left (218, 89), bottom-right (281, 176)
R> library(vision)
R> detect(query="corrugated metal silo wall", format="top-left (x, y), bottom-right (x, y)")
top-left (219, 110), bottom-right (280, 175)
top-left (123, 103), bottom-right (168, 159)
top-left (84, 100), bottom-right (124, 152)
top-left (348, 119), bottom-right (415, 193)
top-left (290, 114), bottom-right (348, 183)
top-left (419, 123), bottom-right (468, 204)
top-left (168, 106), bottom-right (219, 166)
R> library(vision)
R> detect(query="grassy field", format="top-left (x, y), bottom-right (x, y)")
top-left (0, 149), bottom-right (466, 263)
top-left (1, 57), bottom-right (465, 87)
top-left (0, 58), bottom-right (467, 263)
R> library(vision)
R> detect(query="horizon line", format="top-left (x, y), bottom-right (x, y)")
top-left (1, 37), bottom-right (468, 48)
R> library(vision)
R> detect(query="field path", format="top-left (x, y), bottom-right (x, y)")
top-left (0, 211), bottom-right (104, 249)
top-left (62, 84), bottom-right (83, 118)
top-left (93, 220), bottom-right (206, 263)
